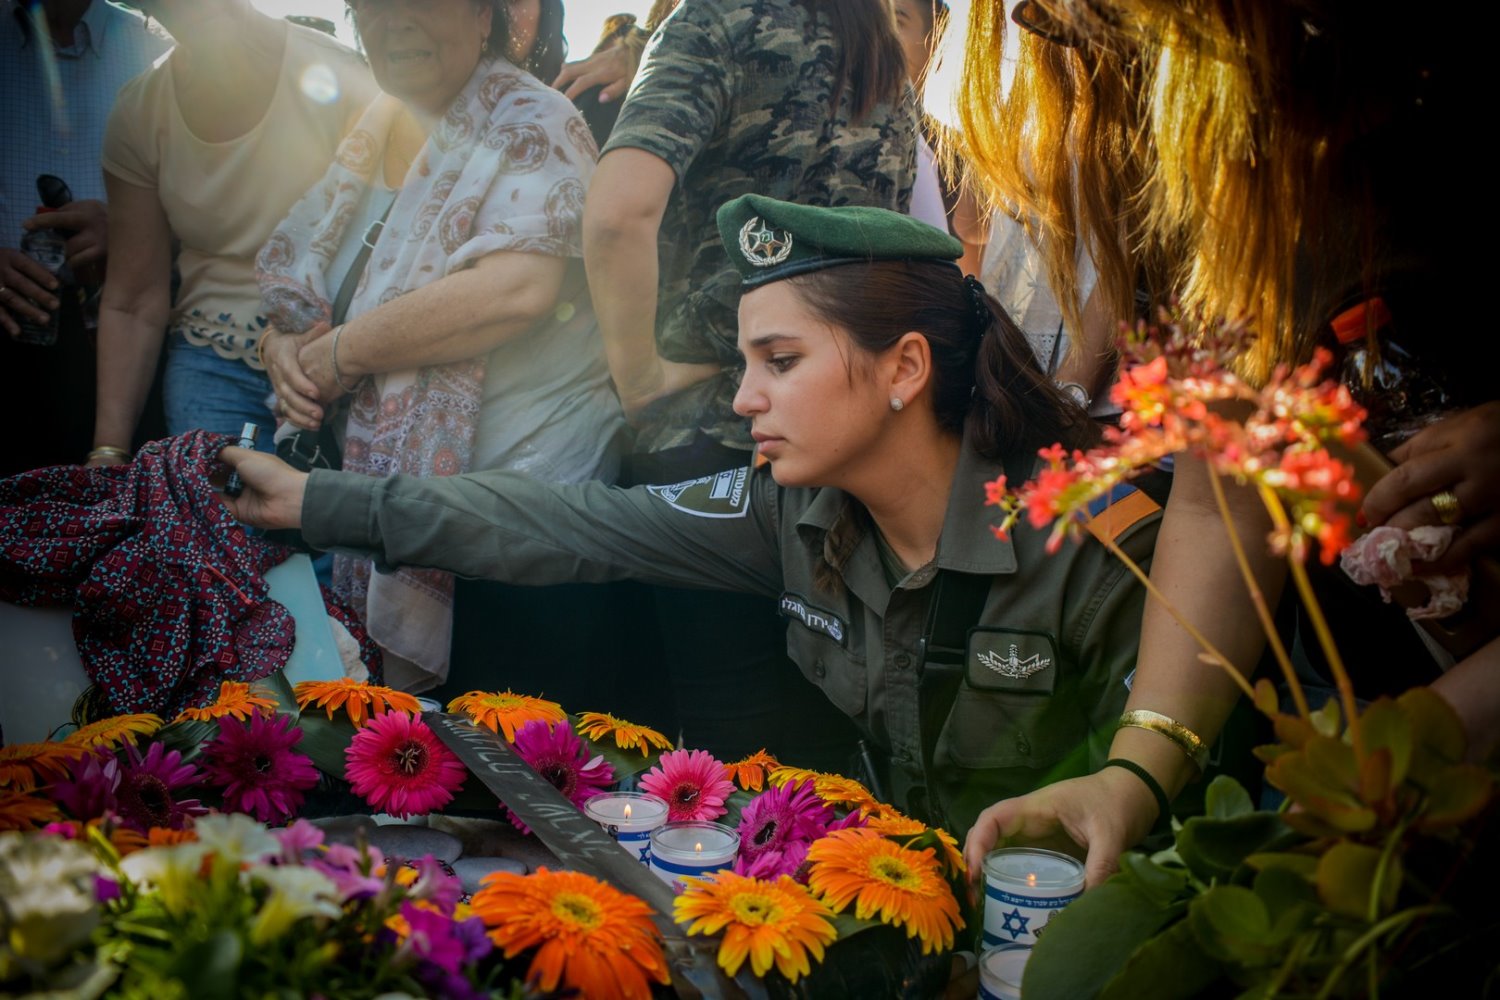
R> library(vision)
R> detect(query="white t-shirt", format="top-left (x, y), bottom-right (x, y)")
top-left (102, 23), bottom-right (374, 366)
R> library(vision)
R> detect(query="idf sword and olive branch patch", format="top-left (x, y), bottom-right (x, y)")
top-left (645, 466), bottom-right (752, 519)
top-left (966, 627), bottom-right (1058, 695)
top-left (738, 217), bottom-right (794, 266)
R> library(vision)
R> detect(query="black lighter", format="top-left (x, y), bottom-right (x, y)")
top-left (223, 422), bottom-right (259, 497)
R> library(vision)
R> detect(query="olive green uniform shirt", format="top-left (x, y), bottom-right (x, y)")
top-left (303, 436), bottom-right (1158, 836)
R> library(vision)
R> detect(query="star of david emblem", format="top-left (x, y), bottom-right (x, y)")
top-left (738, 216), bottom-right (793, 267)
top-left (1000, 907), bottom-right (1030, 940)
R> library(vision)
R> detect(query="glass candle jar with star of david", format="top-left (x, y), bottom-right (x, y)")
top-left (981, 848), bottom-right (1085, 950)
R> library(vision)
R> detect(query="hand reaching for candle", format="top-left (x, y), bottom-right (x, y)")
top-left (218, 446), bottom-right (309, 530)
top-left (963, 766), bottom-right (1159, 893)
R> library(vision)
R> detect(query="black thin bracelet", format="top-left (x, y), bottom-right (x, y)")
top-left (1102, 758), bottom-right (1171, 832)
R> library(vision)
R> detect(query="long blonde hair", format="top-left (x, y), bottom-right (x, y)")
top-left (959, 0), bottom-right (1435, 381)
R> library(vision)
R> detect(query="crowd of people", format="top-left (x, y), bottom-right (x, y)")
top-left (4, 0), bottom-right (1495, 910)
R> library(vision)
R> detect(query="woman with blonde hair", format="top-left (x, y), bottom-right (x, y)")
top-left (956, 0), bottom-right (1497, 884)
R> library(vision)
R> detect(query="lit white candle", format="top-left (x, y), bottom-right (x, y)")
top-left (982, 848), bottom-right (1085, 949)
top-left (978, 945), bottom-right (1030, 1000)
top-left (649, 821), bottom-right (739, 893)
top-left (582, 792), bottom-right (669, 864)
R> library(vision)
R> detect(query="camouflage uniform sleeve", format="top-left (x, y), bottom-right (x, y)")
top-left (600, 0), bottom-right (735, 181)
top-left (302, 465), bottom-right (784, 597)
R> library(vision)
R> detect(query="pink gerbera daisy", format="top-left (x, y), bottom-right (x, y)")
top-left (734, 780), bottom-right (831, 881)
top-left (639, 749), bottom-right (734, 823)
top-left (201, 712), bottom-right (321, 824)
top-left (345, 711), bottom-right (467, 819)
top-left (115, 741), bottom-right (205, 832)
top-left (508, 720), bottom-right (614, 834)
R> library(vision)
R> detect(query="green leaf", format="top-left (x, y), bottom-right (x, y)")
top-left (169, 929), bottom-right (243, 996)
top-left (1397, 687), bottom-right (1465, 773)
top-left (830, 911), bottom-right (884, 941)
top-left (1315, 841), bottom-right (1398, 920)
top-left (1097, 914), bottom-right (1222, 1000)
top-left (1206, 775), bottom-right (1254, 819)
top-left (1189, 885), bottom-right (1276, 966)
top-left (1021, 879), bottom-right (1183, 1000)
top-left (1415, 764), bottom-right (1494, 832)
top-left (1251, 866), bottom-right (1317, 929)
top-left (1252, 679), bottom-right (1280, 719)
top-left (1117, 852), bottom-right (1191, 908)
top-left (1245, 851), bottom-right (1317, 879)
top-left (1358, 698), bottom-right (1412, 789)
top-left (1176, 812), bottom-right (1289, 884)
top-left (294, 709), bottom-right (357, 780)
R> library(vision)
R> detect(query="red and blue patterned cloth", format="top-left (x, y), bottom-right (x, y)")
top-left (0, 431), bottom-right (376, 717)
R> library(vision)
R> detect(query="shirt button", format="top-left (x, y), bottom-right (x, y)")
top-left (813, 659), bottom-right (827, 679)
top-left (894, 653), bottom-right (911, 669)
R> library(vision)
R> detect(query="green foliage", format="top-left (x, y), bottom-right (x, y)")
top-left (1023, 688), bottom-right (1498, 1000)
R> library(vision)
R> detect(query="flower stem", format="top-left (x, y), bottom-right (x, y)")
top-left (1094, 531), bottom-right (1256, 701)
top-left (1207, 466), bottom-right (1308, 719)
top-left (1258, 486), bottom-right (1364, 760)
top-left (1313, 905), bottom-right (1449, 1000)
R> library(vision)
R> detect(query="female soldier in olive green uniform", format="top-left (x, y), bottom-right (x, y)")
top-left (222, 196), bottom-right (1162, 846)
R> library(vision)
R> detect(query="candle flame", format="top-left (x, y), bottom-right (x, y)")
top-left (695, 842), bottom-right (703, 854)
top-left (623, 803), bottom-right (633, 820)
top-left (1027, 873), bottom-right (1038, 887)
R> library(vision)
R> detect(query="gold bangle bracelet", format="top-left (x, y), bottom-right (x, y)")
top-left (86, 445), bottom-right (131, 463)
top-left (1118, 709), bottom-right (1209, 772)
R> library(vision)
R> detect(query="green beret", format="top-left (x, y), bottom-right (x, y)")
top-left (716, 194), bottom-right (964, 289)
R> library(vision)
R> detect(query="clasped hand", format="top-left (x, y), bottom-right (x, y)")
top-left (261, 322), bottom-right (347, 430)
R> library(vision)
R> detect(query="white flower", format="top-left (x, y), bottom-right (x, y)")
top-left (193, 812), bottom-right (279, 866)
top-left (248, 864), bottom-right (343, 945)
top-left (120, 841), bottom-right (210, 916)
top-left (0, 833), bottom-right (102, 965)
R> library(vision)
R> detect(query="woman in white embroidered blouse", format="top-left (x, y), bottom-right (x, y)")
top-left (89, 0), bottom-right (374, 464)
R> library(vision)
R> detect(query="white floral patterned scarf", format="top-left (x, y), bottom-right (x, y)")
top-left (256, 57), bottom-right (591, 689)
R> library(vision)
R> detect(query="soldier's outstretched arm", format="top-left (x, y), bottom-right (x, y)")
top-left (220, 446), bottom-right (782, 596)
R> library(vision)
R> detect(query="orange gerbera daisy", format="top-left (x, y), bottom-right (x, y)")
top-left (576, 712), bottom-right (673, 756)
top-left (294, 678), bottom-right (420, 727)
top-left (64, 713), bottom-right (164, 748)
top-left (675, 871), bottom-right (837, 982)
top-left (0, 740), bottom-right (88, 792)
top-left (447, 690), bottom-right (565, 742)
top-left (864, 808), bottom-right (967, 878)
top-left (726, 750), bottom-right (780, 792)
top-left (471, 868), bottom-right (669, 1000)
top-left (0, 789), bottom-right (62, 832)
top-left (175, 681), bottom-right (278, 723)
top-left (806, 828), bottom-right (963, 955)
top-left (769, 765), bottom-right (880, 815)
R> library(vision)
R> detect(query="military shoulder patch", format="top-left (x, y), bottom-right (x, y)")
top-left (1084, 484), bottom-right (1160, 546)
top-left (644, 466), bottom-right (752, 519)
top-left (966, 627), bottom-right (1058, 695)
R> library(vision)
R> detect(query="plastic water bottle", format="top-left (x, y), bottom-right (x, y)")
top-left (15, 206), bottom-right (67, 346)
top-left (1333, 298), bottom-right (1461, 454)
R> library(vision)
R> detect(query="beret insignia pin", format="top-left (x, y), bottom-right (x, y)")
top-left (738, 217), bottom-right (793, 266)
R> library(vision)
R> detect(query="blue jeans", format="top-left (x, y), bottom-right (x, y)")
top-left (162, 336), bottom-right (275, 450)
